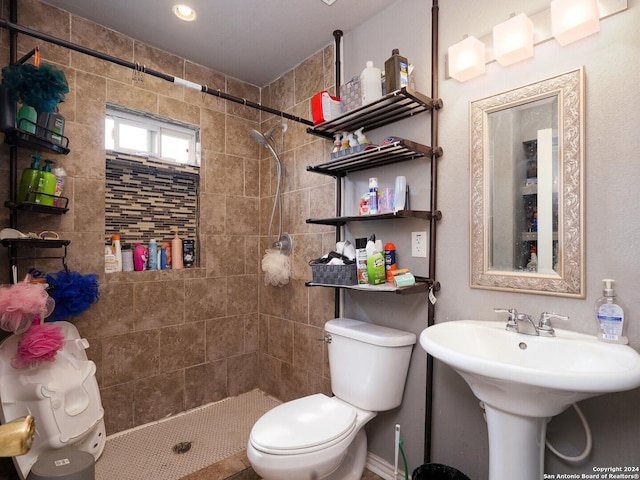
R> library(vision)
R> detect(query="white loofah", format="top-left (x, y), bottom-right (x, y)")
top-left (261, 249), bottom-right (291, 287)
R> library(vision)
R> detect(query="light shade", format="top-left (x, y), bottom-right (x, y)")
top-left (551, 0), bottom-right (600, 46)
top-left (448, 36), bottom-right (486, 82)
top-left (493, 13), bottom-right (534, 66)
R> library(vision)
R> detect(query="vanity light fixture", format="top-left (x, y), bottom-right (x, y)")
top-left (446, 0), bottom-right (626, 82)
top-left (173, 4), bottom-right (197, 21)
top-left (550, 0), bottom-right (600, 45)
top-left (447, 35), bottom-right (486, 82)
top-left (493, 13), bottom-right (534, 66)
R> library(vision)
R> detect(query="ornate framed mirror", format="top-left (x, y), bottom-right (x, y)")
top-left (470, 67), bottom-right (585, 297)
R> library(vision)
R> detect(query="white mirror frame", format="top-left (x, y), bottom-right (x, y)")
top-left (470, 67), bottom-right (585, 298)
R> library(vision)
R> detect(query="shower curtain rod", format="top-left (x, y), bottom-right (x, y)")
top-left (0, 18), bottom-right (315, 127)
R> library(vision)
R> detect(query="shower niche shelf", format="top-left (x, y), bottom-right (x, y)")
top-left (304, 87), bottom-right (442, 296)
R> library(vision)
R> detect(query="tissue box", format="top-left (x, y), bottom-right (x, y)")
top-left (311, 90), bottom-right (343, 125)
top-left (310, 263), bottom-right (358, 286)
top-left (339, 76), bottom-right (362, 113)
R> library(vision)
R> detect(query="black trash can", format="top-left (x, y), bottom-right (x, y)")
top-left (412, 463), bottom-right (471, 480)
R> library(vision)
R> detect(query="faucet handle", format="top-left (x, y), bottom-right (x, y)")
top-left (538, 312), bottom-right (569, 331)
top-left (494, 308), bottom-right (518, 324)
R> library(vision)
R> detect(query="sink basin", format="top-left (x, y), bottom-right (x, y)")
top-left (420, 320), bottom-right (640, 480)
top-left (420, 320), bottom-right (640, 416)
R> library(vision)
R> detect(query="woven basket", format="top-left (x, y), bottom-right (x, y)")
top-left (310, 263), bottom-right (358, 286)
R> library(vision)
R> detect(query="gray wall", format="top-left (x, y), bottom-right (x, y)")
top-left (344, 0), bottom-right (640, 477)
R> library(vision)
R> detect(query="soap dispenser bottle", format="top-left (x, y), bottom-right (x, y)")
top-left (594, 278), bottom-right (628, 344)
top-left (37, 159), bottom-right (57, 206)
top-left (18, 154), bottom-right (42, 203)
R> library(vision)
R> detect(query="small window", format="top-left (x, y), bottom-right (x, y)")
top-left (105, 107), bottom-right (200, 165)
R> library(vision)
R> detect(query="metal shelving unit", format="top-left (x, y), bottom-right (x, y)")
top-left (304, 87), bottom-right (442, 296)
top-left (3, 120), bottom-right (71, 281)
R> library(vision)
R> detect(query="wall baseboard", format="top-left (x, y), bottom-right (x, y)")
top-left (366, 451), bottom-right (407, 480)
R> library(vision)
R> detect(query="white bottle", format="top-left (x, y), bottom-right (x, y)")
top-left (594, 279), bottom-right (628, 344)
top-left (368, 177), bottom-right (379, 215)
top-left (105, 246), bottom-right (117, 273)
top-left (360, 61), bottom-right (382, 106)
top-left (148, 239), bottom-right (158, 270)
top-left (111, 235), bottom-right (123, 272)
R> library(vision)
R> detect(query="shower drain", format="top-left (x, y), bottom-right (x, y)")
top-left (172, 441), bottom-right (192, 454)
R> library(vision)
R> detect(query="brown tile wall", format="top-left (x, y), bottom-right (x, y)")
top-left (0, 0), bottom-right (336, 434)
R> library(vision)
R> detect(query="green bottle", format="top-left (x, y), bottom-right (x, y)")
top-left (17, 104), bottom-right (37, 133)
top-left (17, 154), bottom-right (42, 203)
top-left (37, 159), bottom-right (57, 206)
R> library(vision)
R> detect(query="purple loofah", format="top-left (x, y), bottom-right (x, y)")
top-left (45, 270), bottom-right (99, 321)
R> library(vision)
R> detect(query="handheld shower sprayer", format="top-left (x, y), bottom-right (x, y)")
top-left (250, 123), bottom-right (292, 256)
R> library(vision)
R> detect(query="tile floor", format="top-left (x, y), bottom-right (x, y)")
top-left (179, 451), bottom-right (386, 480)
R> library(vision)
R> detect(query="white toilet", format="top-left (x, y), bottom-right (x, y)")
top-left (0, 322), bottom-right (106, 480)
top-left (247, 317), bottom-right (416, 480)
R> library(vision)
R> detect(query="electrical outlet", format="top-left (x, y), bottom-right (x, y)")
top-left (411, 231), bottom-right (427, 258)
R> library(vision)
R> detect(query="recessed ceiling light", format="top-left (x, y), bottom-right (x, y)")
top-left (173, 4), bottom-right (197, 21)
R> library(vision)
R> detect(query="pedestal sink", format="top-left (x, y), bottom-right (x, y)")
top-left (420, 320), bottom-right (640, 480)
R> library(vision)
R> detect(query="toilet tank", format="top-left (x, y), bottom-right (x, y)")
top-left (325, 318), bottom-right (416, 412)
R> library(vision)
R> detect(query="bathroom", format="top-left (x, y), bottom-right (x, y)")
top-left (0, 0), bottom-right (638, 479)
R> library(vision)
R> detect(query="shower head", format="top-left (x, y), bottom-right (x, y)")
top-left (250, 129), bottom-right (270, 147)
top-left (250, 123), bottom-right (288, 147)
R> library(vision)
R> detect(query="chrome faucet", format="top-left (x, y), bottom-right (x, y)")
top-left (494, 308), bottom-right (569, 337)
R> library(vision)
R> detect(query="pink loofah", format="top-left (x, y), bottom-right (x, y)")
top-left (0, 281), bottom-right (54, 334)
top-left (11, 319), bottom-right (65, 369)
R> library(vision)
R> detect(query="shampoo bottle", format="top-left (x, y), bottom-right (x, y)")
top-left (17, 104), bottom-right (37, 133)
top-left (134, 243), bottom-right (148, 271)
top-left (148, 238), bottom-right (158, 270)
top-left (594, 279), bottom-right (628, 344)
top-left (171, 230), bottom-right (184, 270)
top-left (17, 154), bottom-right (42, 203)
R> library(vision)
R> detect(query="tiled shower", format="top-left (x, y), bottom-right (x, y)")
top-left (0, 0), bottom-right (337, 437)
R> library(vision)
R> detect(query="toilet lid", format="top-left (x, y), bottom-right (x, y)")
top-left (250, 394), bottom-right (356, 454)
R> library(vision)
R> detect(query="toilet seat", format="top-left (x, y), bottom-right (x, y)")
top-left (250, 394), bottom-right (356, 455)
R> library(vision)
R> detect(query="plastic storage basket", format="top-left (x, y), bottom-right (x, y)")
top-left (310, 263), bottom-right (358, 286)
